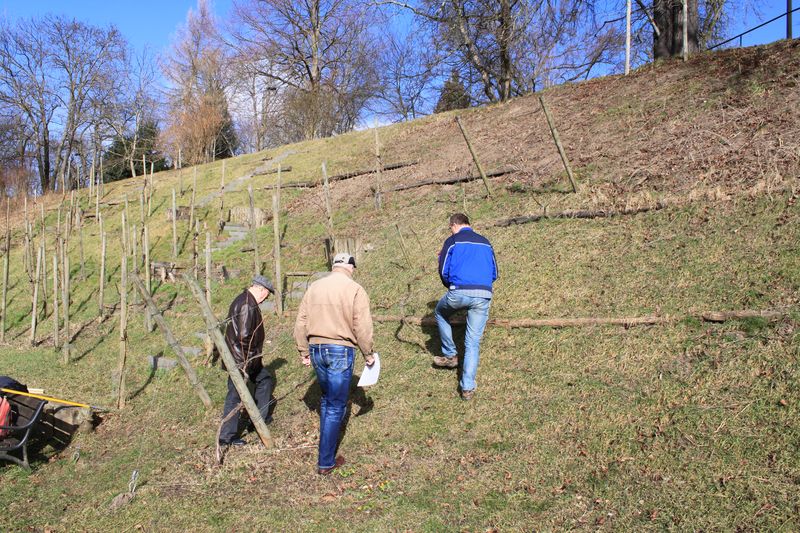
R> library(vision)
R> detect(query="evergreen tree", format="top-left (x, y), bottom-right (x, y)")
top-left (434, 71), bottom-right (471, 113)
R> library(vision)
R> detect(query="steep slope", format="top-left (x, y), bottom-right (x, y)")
top-left (0, 41), bottom-right (798, 531)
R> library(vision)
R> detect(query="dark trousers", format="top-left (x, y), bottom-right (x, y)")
top-left (220, 365), bottom-right (274, 443)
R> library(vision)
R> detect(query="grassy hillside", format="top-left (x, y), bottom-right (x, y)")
top-left (1, 41), bottom-right (798, 531)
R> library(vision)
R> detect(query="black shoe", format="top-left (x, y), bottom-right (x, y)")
top-left (219, 438), bottom-right (246, 447)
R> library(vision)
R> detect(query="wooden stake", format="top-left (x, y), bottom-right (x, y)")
top-left (143, 224), bottom-right (153, 333)
top-left (682, 0), bottom-right (689, 62)
top-left (192, 220), bottom-right (199, 279)
top-left (78, 208), bottom-right (85, 280)
top-left (182, 274), bottom-right (274, 448)
top-left (39, 204), bottom-right (47, 316)
top-left (189, 167), bottom-right (197, 231)
top-left (248, 185), bottom-right (260, 276)
top-left (322, 162), bottom-right (333, 237)
top-left (538, 96), bottom-right (578, 193)
top-left (272, 194), bottom-right (283, 316)
top-left (204, 230), bottom-right (213, 361)
top-left (99, 229), bottom-right (106, 319)
top-left (117, 212), bottom-right (128, 408)
top-left (171, 188), bottom-right (178, 259)
top-left (1, 200), bottom-right (9, 343)
top-left (132, 273), bottom-right (213, 409)
top-left (139, 188), bottom-right (145, 225)
top-left (455, 116), bottom-right (493, 197)
top-left (374, 126), bottom-right (383, 210)
top-left (61, 239), bottom-right (70, 363)
top-left (52, 254), bottom-right (59, 349)
top-left (218, 160), bottom-right (226, 231)
top-left (625, 0), bottom-right (632, 75)
top-left (30, 243), bottom-right (42, 345)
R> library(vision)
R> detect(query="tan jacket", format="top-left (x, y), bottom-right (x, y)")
top-left (293, 270), bottom-right (374, 358)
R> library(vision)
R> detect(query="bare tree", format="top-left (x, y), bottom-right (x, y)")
top-left (228, 0), bottom-right (380, 141)
top-left (381, 1), bottom-right (621, 103)
top-left (163, 0), bottom-right (237, 165)
top-left (0, 16), bottom-right (126, 193)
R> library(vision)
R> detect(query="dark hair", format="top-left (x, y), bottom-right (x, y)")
top-left (449, 213), bottom-right (470, 226)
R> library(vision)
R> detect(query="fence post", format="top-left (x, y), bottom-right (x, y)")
top-left (322, 162), bottom-right (333, 238)
top-left (374, 127), bottom-right (383, 210)
top-left (61, 239), bottom-right (71, 363)
top-left (52, 254), bottom-right (59, 349)
top-left (172, 188), bottom-right (178, 260)
top-left (1, 200), bottom-right (9, 343)
top-left (29, 243), bottom-right (42, 346)
top-left (116, 212), bottom-right (128, 408)
top-left (272, 194), bottom-right (283, 316)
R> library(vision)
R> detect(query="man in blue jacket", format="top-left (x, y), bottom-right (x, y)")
top-left (434, 213), bottom-right (498, 400)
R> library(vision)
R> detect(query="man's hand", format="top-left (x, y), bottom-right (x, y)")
top-left (301, 354), bottom-right (311, 367)
top-left (365, 353), bottom-right (376, 366)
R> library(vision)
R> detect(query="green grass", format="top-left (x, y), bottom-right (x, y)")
top-left (1, 43), bottom-right (799, 530)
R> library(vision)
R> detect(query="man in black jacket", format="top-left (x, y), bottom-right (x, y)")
top-left (219, 275), bottom-right (275, 446)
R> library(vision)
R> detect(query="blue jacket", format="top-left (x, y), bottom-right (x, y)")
top-left (438, 227), bottom-right (498, 292)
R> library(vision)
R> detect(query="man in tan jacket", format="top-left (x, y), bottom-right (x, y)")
top-left (293, 252), bottom-right (376, 474)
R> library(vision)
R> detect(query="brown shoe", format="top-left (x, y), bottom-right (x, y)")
top-left (461, 389), bottom-right (475, 401)
top-left (432, 355), bottom-right (458, 368)
top-left (318, 455), bottom-right (346, 475)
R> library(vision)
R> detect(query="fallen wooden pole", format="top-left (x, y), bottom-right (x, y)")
top-left (372, 308), bottom-right (790, 328)
top-left (252, 166), bottom-right (292, 177)
top-left (494, 202), bottom-right (667, 227)
top-left (260, 160), bottom-right (418, 190)
top-left (131, 273), bottom-right (213, 409)
top-left (389, 167), bottom-right (515, 192)
top-left (182, 274), bottom-right (274, 448)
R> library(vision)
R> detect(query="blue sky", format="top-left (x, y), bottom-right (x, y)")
top-left (0, 0), bottom-right (796, 57)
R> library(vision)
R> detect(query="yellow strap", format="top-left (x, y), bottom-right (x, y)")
top-left (0, 388), bottom-right (90, 408)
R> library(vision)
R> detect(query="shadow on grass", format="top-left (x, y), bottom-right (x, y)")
top-left (129, 352), bottom-right (161, 401)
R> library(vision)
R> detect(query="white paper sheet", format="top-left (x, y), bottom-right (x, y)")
top-left (357, 353), bottom-right (380, 387)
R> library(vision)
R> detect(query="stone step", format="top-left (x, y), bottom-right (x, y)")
top-left (180, 346), bottom-right (202, 357)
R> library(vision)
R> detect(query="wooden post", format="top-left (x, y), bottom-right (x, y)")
top-left (322, 162), bottom-right (333, 237)
top-left (204, 230), bottom-right (213, 360)
top-left (538, 96), bottom-right (579, 193)
top-left (99, 229), bottom-right (106, 319)
top-left (95, 168), bottom-right (100, 224)
top-left (78, 208), bottom-right (85, 280)
top-left (248, 185), bottom-right (260, 276)
top-left (61, 240), bottom-right (70, 363)
top-left (139, 188), bottom-right (145, 225)
top-left (39, 204), bottom-right (47, 316)
top-left (52, 254), bottom-right (59, 349)
top-left (1, 200), bottom-right (9, 343)
top-left (29, 243), bottom-right (42, 345)
top-left (143, 225), bottom-right (153, 332)
top-left (171, 188), bottom-right (178, 260)
top-left (272, 194), bottom-right (283, 316)
top-left (218, 161), bottom-right (226, 231)
top-left (131, 273), bottom-right (213, 409)
top-left (374, 127), bottom-right (383, 210)
top-left (182, 274), bottom-right (274, 448)
top-left (454, 116), bottom-right (493, 198)
top-left (192, 220), bottom-right (199, 279)
top-left (189, 167), bottom-right (197, 231)
top-left (625, 0), bottom-right (632, 75)
top-left (789, 0), bottom-right (794, 40)
top-left (117, 212), bottom-right (128, 409)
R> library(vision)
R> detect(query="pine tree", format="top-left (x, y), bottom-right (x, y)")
top-left (434, 71), bottom-right (471, 113)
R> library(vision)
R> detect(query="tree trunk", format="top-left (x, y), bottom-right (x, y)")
top-left (653, 0), bottom-right (699, 58)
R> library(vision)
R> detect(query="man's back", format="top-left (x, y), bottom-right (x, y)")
top-left (294, 271), bottom-right (373, 354)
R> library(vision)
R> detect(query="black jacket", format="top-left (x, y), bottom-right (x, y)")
top-left (224, 290), bottom-right (265, 374)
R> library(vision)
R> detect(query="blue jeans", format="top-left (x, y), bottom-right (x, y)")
top-left (435, 291), bottom-right (491, 392)
top-left (310, 344), bottom-right (355, 470)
